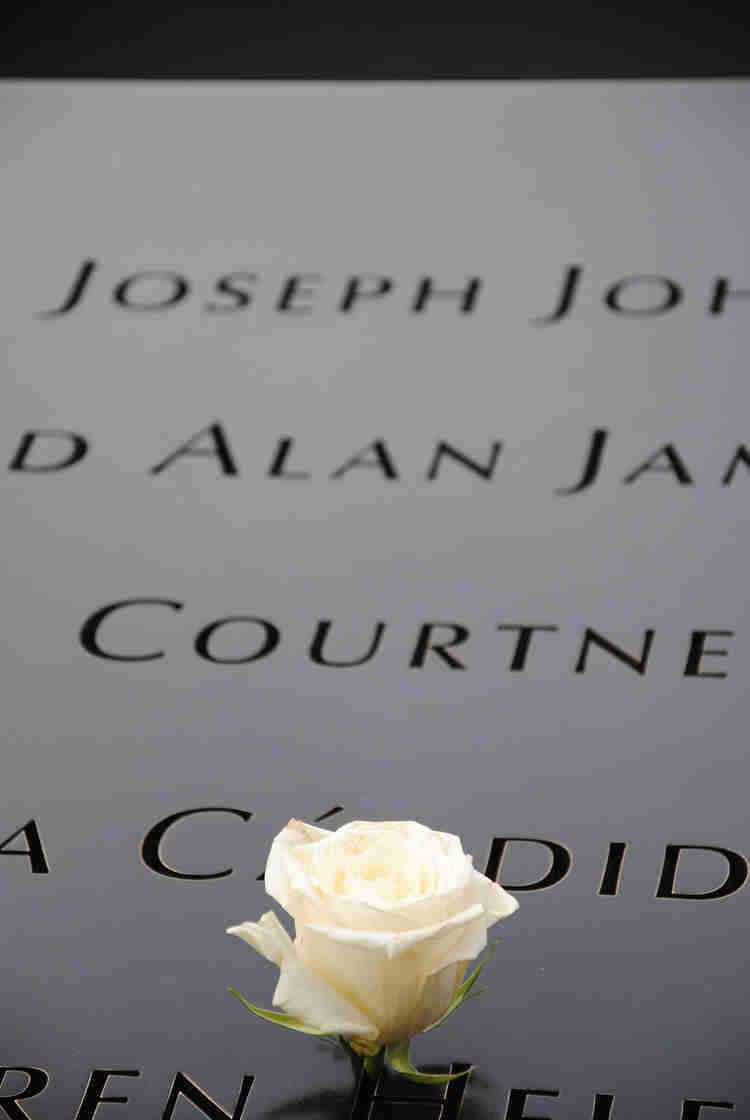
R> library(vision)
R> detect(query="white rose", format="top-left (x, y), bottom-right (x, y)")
top-left (227, 818), bottom-right (518, 1048)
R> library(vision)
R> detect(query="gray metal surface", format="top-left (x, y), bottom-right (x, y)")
top-left (0, 83), bottom-right (747, 1118)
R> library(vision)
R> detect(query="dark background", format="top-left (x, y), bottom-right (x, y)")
top-left (2, 4), bottom-right (750, 79)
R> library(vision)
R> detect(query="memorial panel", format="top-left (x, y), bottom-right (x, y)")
top-left (0, 82), bottom-right (747, 1118)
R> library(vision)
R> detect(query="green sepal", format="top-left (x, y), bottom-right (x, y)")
top-left (227, 988), bottom-right (333, 1037)
top-left (422, 941), bottom-right (498, 1034)
top-left (347, 1036), bottom-right (383, 1058)
top-left (386, 1039), bottom-right (473, 1084)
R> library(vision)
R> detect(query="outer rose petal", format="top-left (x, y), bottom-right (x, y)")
top-left (264, 819), bottom-right (330, 915)
top-left (297, 904), bottom-right (488, 1043)
top-left (227, 911), bottom-right (379, 1041)
top-left (417, 958), bottom-right (467, 1031)
top-left (473, 870), bottom-right (519, 924)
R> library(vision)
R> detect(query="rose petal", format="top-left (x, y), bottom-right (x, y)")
top-left (266, 818), bottom-right (478, 932)
top-left (227, 911), bottom-right (379, 1040)
top-left (263, 819), bottom-right (331, 915)
top-left (296, 904), bottom-right (488, 1043)
top-left (303, 902), bottom-right (486, 960)
top-left (473, 870), bottom-right (520, 924)
top-left (416, 958), bottom-right (467, 1033)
